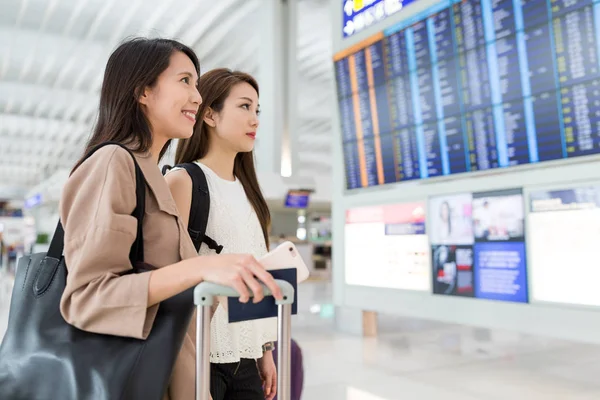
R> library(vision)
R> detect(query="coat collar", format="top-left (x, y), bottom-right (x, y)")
top-left (132, 152), bottom-right (179, 217)
top-left (123, 148), bottom-right (197, 261)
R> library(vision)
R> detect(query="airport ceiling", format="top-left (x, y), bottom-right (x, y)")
top-left (0, 0), bottom-right (334, 200)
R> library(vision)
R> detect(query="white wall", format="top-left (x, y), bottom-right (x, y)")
top-left (270, 210), bottom-right (300, 237)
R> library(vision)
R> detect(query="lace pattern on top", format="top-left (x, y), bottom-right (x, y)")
top-left (181, 163), bottom-right (277, 363)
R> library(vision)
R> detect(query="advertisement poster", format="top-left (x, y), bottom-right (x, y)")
top-left (473, 241), bottom-right (528, 303)
top-left (472, 189), bottom-right (528, 303)
top-left (430, 189), bottom-right (528, 303)
top-left (345, 202), bottom-right (430, 291)
top-left (430, 193), bottom-right (474, 296)
top-left (429, 194), bottom-right (474, 245)
top-left (432, 244), bottom-right (474, 296)
top-left (529, 186), bottom-right (600, 307)
top-left (472, 189), bottom-right (525, 242)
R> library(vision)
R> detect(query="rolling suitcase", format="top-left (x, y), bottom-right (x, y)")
top-left (194, 279), bottom-right (295, 400)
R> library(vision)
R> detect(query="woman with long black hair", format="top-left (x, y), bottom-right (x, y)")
top-left (58, 38), bottom-right (281, 399)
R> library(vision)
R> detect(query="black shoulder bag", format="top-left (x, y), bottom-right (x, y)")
top-left (0, 143), bottom-right (195, 400)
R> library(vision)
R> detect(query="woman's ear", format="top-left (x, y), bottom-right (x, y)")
top-left (203, 108), bottom-right (217, 127)
top-left (136, 86), bottom-right (151, 106)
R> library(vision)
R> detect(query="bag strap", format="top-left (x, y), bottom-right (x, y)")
top-left (165, 163), bottom-right (223, 254)
top-left (47, 142), bottom-right (147, 264)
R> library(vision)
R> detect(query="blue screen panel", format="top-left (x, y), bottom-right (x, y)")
top-left (336, 0), bottom-right (600, 190)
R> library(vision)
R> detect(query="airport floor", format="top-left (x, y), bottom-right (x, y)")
top-left (2, 271), bottom-right (600, 399)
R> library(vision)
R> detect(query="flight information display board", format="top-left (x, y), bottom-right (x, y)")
top-left (529, 185), bottom-right (600, 307)
top-left (335, 0), bottom-right (600, 190)
top-left (345, 202), bottom-right (430, 290)
top-left (429, 188), bottom-right (528, 303)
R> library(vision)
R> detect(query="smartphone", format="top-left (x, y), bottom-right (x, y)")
top-left (259, 241), bottom-right (310, 283)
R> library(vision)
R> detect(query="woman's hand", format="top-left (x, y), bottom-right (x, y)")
top-left (147, 254), bottom-right (282, 308)
top-left (196, 254), bottom-right (283, 303)
top-left (258, 351), bottom-right (277, 400)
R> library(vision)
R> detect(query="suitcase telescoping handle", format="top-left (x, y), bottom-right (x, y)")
top-left (194, 280), bottom-right (295, 400)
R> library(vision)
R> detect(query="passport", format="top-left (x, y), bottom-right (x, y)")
top-left (227, 268), bottom-right (298, 323)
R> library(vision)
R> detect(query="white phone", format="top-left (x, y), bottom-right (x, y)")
top-left (259, 241), bottom-right (310, 283)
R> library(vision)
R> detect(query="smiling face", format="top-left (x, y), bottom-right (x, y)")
top-left (204, 82), bottom-right (260, 154)
top-left (138, 50), bottom-right (202, 141)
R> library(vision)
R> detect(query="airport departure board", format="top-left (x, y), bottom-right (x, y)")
top-left (335, 0), bottom-right (600, 190)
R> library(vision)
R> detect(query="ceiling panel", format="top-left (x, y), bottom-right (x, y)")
top-left (0, 0), bottom-right (335, 199)
top-left (296, 0), bottom-right (334, 179)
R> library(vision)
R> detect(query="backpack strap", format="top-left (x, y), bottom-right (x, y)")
top-left (166, 163), bottom-right (223, 254)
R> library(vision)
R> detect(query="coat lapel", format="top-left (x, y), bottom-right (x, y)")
top-left (133, 153), bottom-right (198, 260)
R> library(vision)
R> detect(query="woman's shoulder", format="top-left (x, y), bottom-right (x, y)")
top-left (59, 145), bottom-right (139, 232)
top-left (71, 145), bottom-right (136, 183)
top-left (164, 167), bottom-right (194, 201)
top-left (192, 161), bottom-right (213, 180)
top-left (87, 144), bottom-right (136, 168)
top-left (62, 145), bottom-right (138, 207)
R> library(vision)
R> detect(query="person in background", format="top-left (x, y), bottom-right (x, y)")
top-left (167, 68), bottom-right (278, 400)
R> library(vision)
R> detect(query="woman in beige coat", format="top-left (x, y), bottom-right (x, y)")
top-left (58, 37), bottom-right (282, 400)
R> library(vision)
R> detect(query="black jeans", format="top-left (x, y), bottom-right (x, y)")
top-left (210, 359), bottom-right (263, 400)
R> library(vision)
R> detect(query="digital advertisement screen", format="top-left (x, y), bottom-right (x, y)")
top-left (345, 202), bottom-right (430, 290)
top-left (430, 189), bottom-right (528, 303)
top-left (335, 0), bottom-right (600, 190)
top-left (431, 244), bottom-right (474, 297)
top-left (429, 193), bottom-right (474, 246)
top-left (529, 186), bottom-right (600, 307)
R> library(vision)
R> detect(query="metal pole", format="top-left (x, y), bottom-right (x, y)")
top-left (277, 303), bottom-right (292, 400)
top-left (196, 305), bottom-right (212, 400)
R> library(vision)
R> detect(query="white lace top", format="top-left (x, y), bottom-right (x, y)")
top-left (173, 162), bottom-right (277, 363)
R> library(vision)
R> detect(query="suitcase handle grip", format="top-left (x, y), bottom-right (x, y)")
top-left (194, 279), bottom-right (295, 306)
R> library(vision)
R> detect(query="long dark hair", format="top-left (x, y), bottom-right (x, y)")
top-left (175, 69), bottom-right (271, 248)
top-left (74, 37), bottom-right (200, 170)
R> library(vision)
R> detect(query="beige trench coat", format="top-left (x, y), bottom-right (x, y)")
top-left (59, 145), bottom-right (199, 400)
